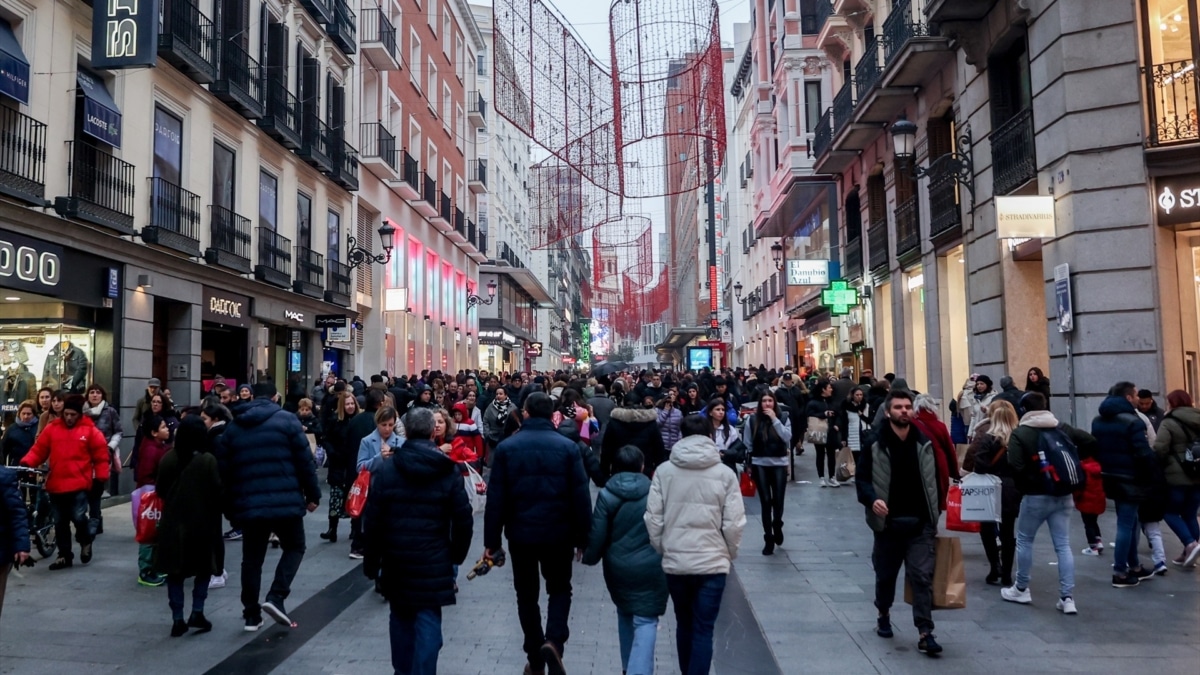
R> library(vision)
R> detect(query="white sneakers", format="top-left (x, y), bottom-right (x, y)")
top-left (208, 570), bottom-right (227, 590)
top-left (1000, 585), bottom-right (1032, 604)
top-left (819, 477), bottom-right (841, 487)
top-left (1056, 597), bottom-right (1077, 615)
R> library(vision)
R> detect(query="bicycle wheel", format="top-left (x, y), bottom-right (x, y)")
top-left (35, 505), bottom-right (57, 559)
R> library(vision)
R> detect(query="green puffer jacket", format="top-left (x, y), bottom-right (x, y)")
top-left (1153, 407), bottom-right (1200, 487)
top-left (855, 427), bottom-right (940, 533)
top-left (581, 471), bottom-right (668, 617)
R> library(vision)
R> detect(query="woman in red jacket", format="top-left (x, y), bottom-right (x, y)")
top-left (20, 395), bottom-right (109, 570)
top-left (451, 403), bottom-right (484, 468)
top-left (912, 394), bottom-right (961, 512)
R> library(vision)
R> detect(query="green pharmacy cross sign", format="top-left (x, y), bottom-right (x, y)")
top-left (820, 280), bottom-right (860, 316)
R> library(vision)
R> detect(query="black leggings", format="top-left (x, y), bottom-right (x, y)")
top-left (751, 464), bottom-right (788, 532)
top-left (814, 443), bottom-right (836, 478)
top-left (979, 515), bottom-right (1016, 581)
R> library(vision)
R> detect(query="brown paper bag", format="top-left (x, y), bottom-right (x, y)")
top-left (903, 536), bottom-right (967, 609)
top-left (306, 433), bottom-right (318, 456)
top-left (835, 446), bottom-right (856, 482)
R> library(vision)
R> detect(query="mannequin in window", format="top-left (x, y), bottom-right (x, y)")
top-left (42, 340), bottom-right (90, 394)
top-left (3, 360), bottom-right (36, 407)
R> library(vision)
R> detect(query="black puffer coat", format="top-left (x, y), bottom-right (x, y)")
top-left (601, 407), bottom-right (667, 482)
top-left (362, 438), bottom-right (473, 609)
top-left (215, 399), bottom-right (321, 521)
top-left (581, 472), bottom-right (668, 617)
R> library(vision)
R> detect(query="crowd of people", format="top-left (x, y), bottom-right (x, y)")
top-left (0, 363), bottom-right (1198, 673)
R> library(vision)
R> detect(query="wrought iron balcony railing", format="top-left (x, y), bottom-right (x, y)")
top-left (882, 0), bottom-right (930, 67)
top-left (927, 153), bottom-right (963, 240)
top-left (361, 9), bottom-right (398, 63)
top-left (856, 38), bottom-right (885, 100)
top-left (423, 173), bottom-right (438, 206)
top-left (55, 141), bottom-right (136, 233)
top-left (293, 245), bottom-right (325, 297)
top-left (844, 236), bottom-right (863, 280)
top-left (325, 259), bottom-right (352, 306)
top-left (1142, 58), bottom-right (1199, 147)
top-left (255, 226), bottom-right (292, 288)
top-left (0, 106), bottom-right (46, 205)
top-left (832, 77), bottom-right (855, 137)
top-left (812, 107), bottom-right (833, 159)
top-left (205, 204), bottom-right (252, 273)
top-left (259, 75), bottom-right (302, 149)
top-left (212, 42), bottom-right (265, 119)
top-left (868, 218), bottom-right (889, 271)
top-left (894, 194), bottom-right (920, 260)
top-left (144, 177), bottom-right (202, 256)
top-left (359, 123), bottom-right (396, 170)
top-left (158, 0), bottom-right (218, 84)
top-left (327, 0), bottom-right (357, 55)
top-left (989, 107), bottom-right (1036, 195)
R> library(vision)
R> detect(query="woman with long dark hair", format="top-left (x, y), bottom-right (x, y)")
top-left (806, 379), bottom-right (842, 487)
top-left (706, 397), bottom-right (743, 472)
top-left (743, 391), bottom-right (792, 555)
top-left (1025, 367), bottom-right (1051, 399)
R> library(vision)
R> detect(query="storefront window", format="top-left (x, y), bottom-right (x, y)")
top-left (1, 325), bottom-right (95, 411)
top-left (1142, 0), bottom-right (1199, 143)
top-left (905, 267), bottom-right (928, 394)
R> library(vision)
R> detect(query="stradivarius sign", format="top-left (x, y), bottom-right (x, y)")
top-left (1154, 175), bottom-right (1200, 228)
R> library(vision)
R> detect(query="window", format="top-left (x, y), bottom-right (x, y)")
top-left (410, 30), bottom-right (422, 85)
top-left (213, 142), bottom-right (236, 210)
top-left (428, 59), bottom-right (438, 111)
top-left (443, 12), bottom-right (452, 56)
top-left (443, 83), bottom-right (452, 130)
top-left (328, 210), bottom-right (341, 262)
top-left (152, 106), bottom-right (183, 184)
top-left (297, 193), bottom-right (312, 248)
top-left (477, 53), bottom-right (486, 76)
top-left (455, 104), bottom-right (465, 152)
top-left (409, 117), bottom-right (422, 163)
top-left (987, 36), bottom-right (1031, 128)
top-left (428, 0), bottom-right (437, 33)
top-left (455, 35), bottom-right (464, 80)
top-left (259, 170), bottom-right (278, 231)
top-left (428, 142), bottom-right (438, 181)
top-left (800, 0), bottom-right (818, 34)
top-left (804, 81), bottom-right (822, 134)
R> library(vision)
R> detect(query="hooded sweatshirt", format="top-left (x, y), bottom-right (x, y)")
top-left (644, 434), bottom-right (746, 575)
top-left (1009, 410), bottom-right (1097, 496)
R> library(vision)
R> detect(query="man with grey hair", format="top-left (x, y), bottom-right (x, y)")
top-left (831, 367), bottom-right (858, 409)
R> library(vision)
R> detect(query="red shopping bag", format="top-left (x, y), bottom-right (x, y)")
top-left (135, 489), bottom-right (163, 544)
top-left (346, 469), bottom-right (371, 518)
top-left (945, 484), bottom-right (980, 533)
top-left (740, 468), bottom-right (757, 497)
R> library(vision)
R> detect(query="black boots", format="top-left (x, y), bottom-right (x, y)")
top-left (772, 521), bottom-right (784, 546)
top-left (762, 534), bottom-right (775, 556)
top-left (319, 518), bottom-right (339, 542)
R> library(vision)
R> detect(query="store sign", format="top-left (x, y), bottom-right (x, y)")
top-left (579, 319), bottom-right (592, 363)
top-left (91, 0), bottom-right (160, 69)
top-left (284, 310), bottom-right (305, 323)
top-left (995, 195), bottom-right (1056, 238)
top-left (316, 315), bottom-right (350, 343)
top-left (526, 342), bottom-right (543, 358)
top-left (0, 229), bottom-right (63, 295)
top-left (820, 280), bottom-right (860, 316)
top-left (786, 259), bottom-right (837, 286)
top-left (1154, 174), bottom-right (1200, 227)
top-left (202, 288), bottom-right (250, 328)
top-left (106, 268), bottom-right (119, 299)
top-left (479, 330), bottom-right (517, 346)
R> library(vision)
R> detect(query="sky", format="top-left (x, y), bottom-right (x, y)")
top-left (473, 0), bottom-right (753, 264)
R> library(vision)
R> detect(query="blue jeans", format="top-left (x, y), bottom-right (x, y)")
top-left (166, 574), bottom-right (211, 621)
top-left (389, 606), bottom-right (443, 675)
top-left (1014, 494), bottom-right (1075, 598)
top-left (666, 574), bottom-right (726, 675)
top-left (617, 612), bottom-right (658, 675)
top-left (1163, 485), bottom-right (1200, 547)
top-left (1113, 500), bottom-right (1142, 574)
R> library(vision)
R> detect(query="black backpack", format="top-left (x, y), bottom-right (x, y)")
top-left (1035, 425), bottom-right (1086, 496)
top-left (1179, 426), bottom-right (1200, 480)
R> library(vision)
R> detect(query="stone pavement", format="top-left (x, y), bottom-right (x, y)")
top-left (2, 458), bottom-right (1199, 674)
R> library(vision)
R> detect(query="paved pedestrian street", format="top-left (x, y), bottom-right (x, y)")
top-left (2, 463), bottom-right (1198, 674)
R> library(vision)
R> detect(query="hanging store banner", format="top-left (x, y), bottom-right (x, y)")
top-left (786, 259), bottom-right (840, 286)
top-left (76, 70), bottom-right (123, 147)
top-left (91, 0), bottom-right (160, 69)
top-left (995, 196), bottom-right (1056, 239)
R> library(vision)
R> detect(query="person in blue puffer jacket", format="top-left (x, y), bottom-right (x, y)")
top-left (214, 382), bottom-right (321, 631)
top-left (0, 465), bottom-right (30, 625)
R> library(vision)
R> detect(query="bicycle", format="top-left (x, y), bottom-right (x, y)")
top-left (14, 466), bottom-right (57, 559)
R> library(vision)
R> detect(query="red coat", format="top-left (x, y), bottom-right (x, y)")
top-left (913, 410), bottom-right (960, 512)
top-left (1074, 457), bottom-right (1107, 515)
top-left (21, 416), bottom-right (111, 494)
top-left (134, 437), bottom-right (169, 488)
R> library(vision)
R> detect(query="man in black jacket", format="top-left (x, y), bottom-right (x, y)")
top-left (363, 407), bottom-right (473, 675)
top-left (215, 383), bottom-right (321, 631)
top-left (484, 392), bottom-right (592, 675)
top-left (601, 395), bottom-right (667, 483)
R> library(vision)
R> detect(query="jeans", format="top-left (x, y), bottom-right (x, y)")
top-left (1164, 485), bottom-right (1200, 546)
top-left (814, 443), bottom-right (835, 478)
top-left (750, 464), bottom-right (787, 535)
top-left (49, 491), bottom-right (92, 560)
top-left (167, 574), bottom-right (211, 621)
top-left (666, 573), bottom-right (726, 675)
top-left (872, 521), bottom-right (936, 634)
top-left (138, 544), bottom-right (156, 576)
top-left (389, 605), bottom-right (443, 675)
top-left (0, 565), bottom-right (8, 625)
top-left (1142, 521), bottom-right (1165, 566)
top-left (1014, 494), bottom-right (1075, 598)
top-left (979, 515), bottom-right (1016, 582)
top-left (617, 612), bottom-right (658, 675)
top-left (1081, 513), bottom-right (1102, 547)
top-left (508, 542), bottom-right (574, 671)
top-left (1112, 500), bottom-right (1142, 574)
top-left (240, 517), bottom-right (307, 620)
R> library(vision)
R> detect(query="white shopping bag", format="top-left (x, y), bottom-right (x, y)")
top-left (463, 464), bottom-right (487, 515)
top-left (958, 473), bottom-right (1002, 523)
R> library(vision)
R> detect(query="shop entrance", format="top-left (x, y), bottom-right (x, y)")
top-left (904, 267), bottom-right (928, 394)
top-left (938, 245), bottom-right (969, 401)
top-left (1172, 235), bottom-right (1200, 397)
top-left (201, 323), bottom-right (248, 393)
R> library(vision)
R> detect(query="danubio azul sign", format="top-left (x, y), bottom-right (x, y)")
top-left (91, 0), bottom-right (160, 69)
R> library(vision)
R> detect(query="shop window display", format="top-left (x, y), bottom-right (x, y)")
top-left (0, 326), bottom-right (94, 412)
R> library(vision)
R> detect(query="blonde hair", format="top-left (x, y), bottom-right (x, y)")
top-left (986, 400), bottom-right (1019, 445)
top-left (433, 407), bottom-right (456, 440)
top-left (336, 391), bottom-right (358, 421)
top-left (298, 398), bottom-right (314, 411)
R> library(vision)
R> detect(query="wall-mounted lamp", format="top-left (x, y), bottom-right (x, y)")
top-left (770, 242), bottom-right (784, 270)
top-left (467, 278), bottom-right (498, 309)
top-left (891, 116), bottom-right (976, 210)
top-left (733, 282), bottom-right (760, 306)
top-left (347, 221), bottom-right (397, 268)
top-left (137, 274), bottom-right (153, 288)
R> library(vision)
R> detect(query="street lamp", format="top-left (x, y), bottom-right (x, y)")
top-left (467, 278), bottom-right (498, 308)
top-left (347, 221), bottom-right (397, 268)
top-left (733, 282), bottom-right (759, 306)
top-left (890, 115), bottom-right (976, 209)
top-left (770, 241), bottom-right (784, 270)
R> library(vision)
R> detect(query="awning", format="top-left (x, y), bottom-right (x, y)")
top-left (759, 178), bottom-right (837, 238)
top-left (77, 69), bottom-right (122, 147)
top-left (656, 326), bottom-right (706, 352)
top-left (0, 20), bottom-right (29, 105)
top-left (481, 264), bottom-right (556, 308)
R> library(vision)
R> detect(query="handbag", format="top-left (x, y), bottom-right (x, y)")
top-left (740, 467), bottom-right (757, 497)
top-left (835, 445), bottom-right (856, 482)
top-left (959, 473), bottom-right (1002, 522)
top-left (945, 484), bottom-right (981, 533)
top-left (346, 468), bottom-right (371, 518)
top-left (804, 416), bottom-right (828, 445)
top-left (463, 463), bottom-right (487, 516)
top-left (724, 437), bottom-right (748, 464)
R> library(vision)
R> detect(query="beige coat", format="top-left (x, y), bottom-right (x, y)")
top-left (645, 434), bottom-right (746, 575)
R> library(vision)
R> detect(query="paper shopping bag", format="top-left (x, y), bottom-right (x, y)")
top-left (904, 536), bottom-right (967, 609)
top-left (835, 446), bottom-right (856, 482)
top-left (945, 484), bottom-right (981, 533)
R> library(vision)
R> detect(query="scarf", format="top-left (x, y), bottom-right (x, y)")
top-left (492, 397), bottom-right (512, 418)
top-left (83, 400), bottom-right (107, 417)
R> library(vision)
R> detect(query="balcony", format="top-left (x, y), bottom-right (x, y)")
top-left (359, 123), bottom-right (397, 179)
top-left (298, 114), bottom-right (333, 173)
top-left (325, 259), bottom-right (352, 307)
top-left (204, 205), bottom-right (252, 273)
top-left (867, 218), bottom-right (889, 273)
top-left (449, 206), bottom-right (466, 243)
top-left (430, 191), bottom-right (452, 228)
top-left (293, 246), bottom-right (325, 299)
top-left (989, 107), bottom-right (1036, 195)
top-left (894, 194), bottom-right (921, 267)
top-left (816, 0), bottom-right (850, 52)
top-left (158, 0), bottom-right (218, 84)
top-left (327, 0), bottom-right (357, 56)
top-left (477, 228), bottom-right (489, 259)
top-left (468, 159), bottom-right (488, 193)
top-left (926, 0), bottom-right (993, 23)
top-left (394, 149), bottom-right (421, 200)
top-left (258, 76), bottom-right (302, 150)
top-left (413, 173), bottom-right (438, 218)
top-left (331, 137), bottom-right (359, 192)
top-left (851, 38), bottom-right (910, 125)
top-left (298, 0), bottom-right (334, 25)
top-left (142, 177), bottom-right (202, 257)
top-left (254, 227), bottom-right (292, 288)
top-left (0, 106), bottom-right (47, 206)
top-left (361, 9), bottom-right (399, 70)
top-left (1143, 58), bottom-right (1199, 147)
top-left (927, 154), bottom-right (963, 244)
top-left (211, 43), bottom-right (265, 119)
top-left (468, 91), bottom-right (487, 127)
top-left (811, 107), bottom-right (833, 163)
top-left (54, 141), bottom-right (136, 234)
top-left (855, 39), bottom-right (885, 101)
top-left (844, 236), bottom-right (863, 281)
top-left (880, 0), bottom-right (950, 89)
top-left (814, 79), bottom-right (862, 173)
